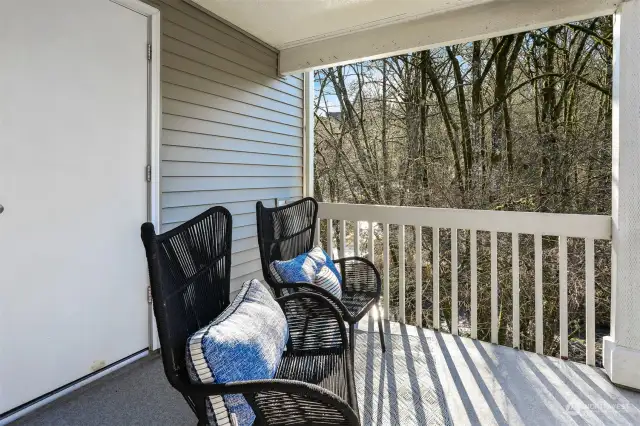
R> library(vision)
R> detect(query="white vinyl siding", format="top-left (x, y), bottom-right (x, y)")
top-left (144, 0), bottom-right (304, 293)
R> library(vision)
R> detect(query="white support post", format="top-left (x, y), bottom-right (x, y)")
top-left (605, 0), bottom-right (640, 390)
top-left (303, 71), bottom-right (314, 197)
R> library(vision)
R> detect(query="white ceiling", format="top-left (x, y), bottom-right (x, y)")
top-left (189, 0), bottom-right (619, 73)
top-left (191, 0), bottom-right (490, 49)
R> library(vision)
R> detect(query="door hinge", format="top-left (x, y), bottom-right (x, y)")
top-left (147, 43), bottom-right (152, 61)
top-left (147, 285), bottom-right (152, 304)
top-left (146, 164), bottom-right (152, 182)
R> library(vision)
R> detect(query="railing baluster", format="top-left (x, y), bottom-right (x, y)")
top-left (451, 228), bottom-right (458, 335)
top-left (399, 225), bottom-right (406, 323)
top-left (339, 220), bottom-right (346, 258)
top-left (313, 202), bottom-right (612, 358)
top-left (585, 238), bottom-right (595, 366)
top-left (512, 233), bottom-right (520, 349)
top-left (416, 225), bottom-right (422, 327)
top-left (327, 219), bottom-right (334, 258)
top-left (383, 223), bottom-right (390, 321)
top-left (559, 235), bottom-right (568, 359)
top-left (491, 231), bottom-right (498, 344)
top-left (433, 227), bottom-right (439, 330)
top-left (535, 233), bottom-right (543, 354)
top-left (471, 229), bottom-right (477, 339)
top-left (368, 221), bottom-right (374, 262)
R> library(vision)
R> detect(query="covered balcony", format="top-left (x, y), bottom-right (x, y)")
top-left (11, 203), bottom-right (640, 425)
top-left (3, 0), bottom-right (640, 424)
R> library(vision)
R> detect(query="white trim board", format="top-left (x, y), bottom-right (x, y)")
top-left (317, 202), bottom-right (612, 240)
top-left (113, 0), bottom-right (162, 353)
top-left (303, 71), bottom-right (314, 197)
top-left (144, 0), bottom-right (162, 353)
top-left (279, 0), bottom-right (619, 73)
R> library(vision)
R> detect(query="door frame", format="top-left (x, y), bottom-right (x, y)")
top-left (113, 0), bottom-right (162, 351)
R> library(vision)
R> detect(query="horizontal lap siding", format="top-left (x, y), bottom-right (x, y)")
top-left (145, 0), bottom-right (304, 292)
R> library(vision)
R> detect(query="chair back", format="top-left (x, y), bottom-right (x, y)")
top-left (256, 198), bottom-right (318, 293)
top-left (140, 206), bottom-right (232, 391)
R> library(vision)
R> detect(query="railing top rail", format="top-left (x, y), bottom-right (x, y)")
top-left (318, 202), bottom-right (611, 240)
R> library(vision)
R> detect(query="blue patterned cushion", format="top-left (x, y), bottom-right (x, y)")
top-left (185, 279), bottom-right (289, 426)
top-left (269, 250), bottom-right (318, 285)
top-left (270, 247), bottom-right (342, 299)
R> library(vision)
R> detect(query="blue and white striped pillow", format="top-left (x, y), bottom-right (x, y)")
top-left (185, 279), bottom-right (289, 426)
top-left (270, 247), bottom-right (342, 299)
top-left (269, 250), bottom-right (318, 285)
top-left (315, 264), bottom-right (342, 299)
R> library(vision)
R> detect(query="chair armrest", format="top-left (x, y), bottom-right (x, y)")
top-left (180, 379), bottom-right (359, 425)
top-left (264, 272), bottom-right (348, 313)
top-left (275, 281), bottom-right (350, 318)
top-left (333, 257), bottom-right (381, 296)
top-left (277, 292), bottom-right (350, 353)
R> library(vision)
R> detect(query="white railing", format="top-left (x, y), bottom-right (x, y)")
top-left (316, 202), bottom-right (612, 366)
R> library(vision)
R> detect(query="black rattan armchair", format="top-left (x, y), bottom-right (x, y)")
top-left (256, 198), bottom-right (386, 362)
top-left (141, 206), bottom-right (359, 426)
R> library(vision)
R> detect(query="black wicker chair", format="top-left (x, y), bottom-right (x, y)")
top-left (256, 198), bottom-right (385, 362)
top-left (141, 206), bottom-right (359, 426)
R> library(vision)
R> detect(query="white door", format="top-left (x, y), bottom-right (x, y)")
top-left (0, 0), bottom-right (150, 413)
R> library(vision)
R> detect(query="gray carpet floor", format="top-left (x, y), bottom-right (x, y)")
top-left (11, 319), bottom-right (640, 425)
